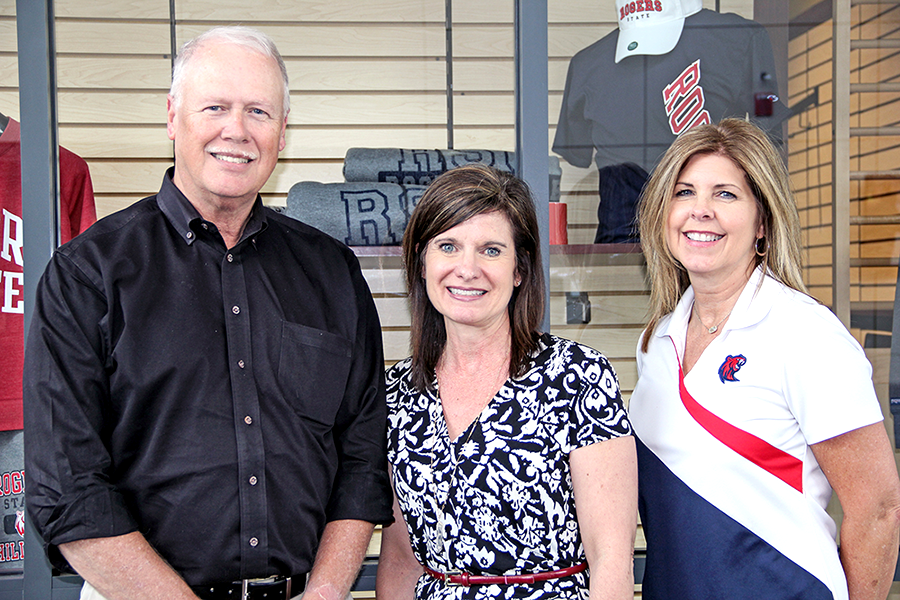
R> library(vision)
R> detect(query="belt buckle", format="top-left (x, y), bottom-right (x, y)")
top-left (442, 569), bottom-right (462, 586)
top-left (240, 575), bottom-right (289, 600)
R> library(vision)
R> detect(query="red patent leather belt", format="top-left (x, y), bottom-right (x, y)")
top-left (423, 562), bottom-right (587, 586)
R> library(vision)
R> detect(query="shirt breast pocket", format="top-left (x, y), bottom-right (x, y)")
top-left (278, 321), bottom-right (352, 427)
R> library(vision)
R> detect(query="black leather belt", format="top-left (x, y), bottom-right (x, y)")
top-left (192, 574), bottom-right (306, 600)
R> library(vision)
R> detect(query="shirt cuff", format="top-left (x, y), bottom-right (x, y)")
top-left (326, 467), bottom-right (393, 525)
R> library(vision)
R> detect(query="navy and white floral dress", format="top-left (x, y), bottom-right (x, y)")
top-left (386, 333), bottom-right (632, 599)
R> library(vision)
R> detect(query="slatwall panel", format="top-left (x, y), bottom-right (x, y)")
top-left (0, 3), bottom-right (20, 125)
top-left (3, 0), bottom-right (755, 231)
top-left (3, 0), bottom-right (744, 255)
top-left (12, 0), bottom-right (519, 216)
top-left (549, 0), bottom-right (614, 247)
top-left (788, 2), bottom-right (900, 336)
top-left (788, 16), bottom-right (835, 305)
top-left (548, 248), bottom-right (648, 398)
top-left (548, 0), bottom-right (611, 246)
top-left (852, 3), bottom-right (900, 310)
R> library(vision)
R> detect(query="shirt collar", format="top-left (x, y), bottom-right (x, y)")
top-left (156, 167), bottom-right (268, 246)
top-left (654, 265), bottom-right (774, 341)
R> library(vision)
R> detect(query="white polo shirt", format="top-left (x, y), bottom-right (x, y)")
top-left (630, 266), bottom-right (884, 600)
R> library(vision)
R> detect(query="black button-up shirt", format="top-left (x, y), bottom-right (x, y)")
top-left (24, 170), bottom-right (393, 586)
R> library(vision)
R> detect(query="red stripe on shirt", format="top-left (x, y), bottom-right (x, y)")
top-left (675, 349), bottom-right (803, 493)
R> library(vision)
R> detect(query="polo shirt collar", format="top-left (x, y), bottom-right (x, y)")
top-left (654, 266), bottom-right (775, 342)
top-left (156, 167), bottom-right (267, 246)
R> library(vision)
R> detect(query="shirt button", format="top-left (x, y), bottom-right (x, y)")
top-left (227, 253), bottom-right (234, 262)
top-left (249, 537), bottom-right (258, 547)
top-left (232, 306), bottom-right (240, 315)
top-left (201, 223), bottom-right (209, 230)
top-left (244, 416), bottom-right (253, 425)
top-left (238, 359), bottom-right (245, 369)
top-left (249, 476), bottom-right (258, 485)
top-left (186, 231), bottom-right (193, 239)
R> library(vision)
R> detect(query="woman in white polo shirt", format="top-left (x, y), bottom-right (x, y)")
top-left (630, 118), bottom-right (900, 600)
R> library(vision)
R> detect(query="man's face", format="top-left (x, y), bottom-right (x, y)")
top-left (167, 42), bottom-right (287, 214)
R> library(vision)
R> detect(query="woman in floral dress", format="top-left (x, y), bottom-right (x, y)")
top-left (376, 164), bottom-right (637, 600)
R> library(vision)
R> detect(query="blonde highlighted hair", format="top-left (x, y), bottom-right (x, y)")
top-left (637, 118), bottom-right (806, 352)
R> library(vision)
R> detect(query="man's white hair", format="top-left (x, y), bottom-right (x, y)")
top-left (169, 26), bottom-right (290, 116)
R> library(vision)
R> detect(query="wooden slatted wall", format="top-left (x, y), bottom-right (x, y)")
top-left (2, 0), bottom-right (751, 231)
top-left (0, 0), bottom-right (661, 391)
top-left (787, 3), bottom-right (900, 319)
top-left (852, 3), bottom-right (900, 311)
top-left (787, 15), bottom-right (834, 306)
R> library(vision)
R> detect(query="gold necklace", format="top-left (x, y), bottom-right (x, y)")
top-left (693, 303), bottom-right (732, 334)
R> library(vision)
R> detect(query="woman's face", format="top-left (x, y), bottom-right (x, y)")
top-left (666, 153), bottom-right (763, 288)
top-left (423, 211), bottom-right (519, 335)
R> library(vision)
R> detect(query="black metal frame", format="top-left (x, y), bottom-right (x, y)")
top-left (17, 0), bottom-right (63, 595)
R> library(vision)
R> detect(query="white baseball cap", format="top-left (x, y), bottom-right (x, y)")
top-left (615, 0), bottom-right (703, 63)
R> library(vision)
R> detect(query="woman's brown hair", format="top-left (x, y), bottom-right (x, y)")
top-left (401, 164), bottom-right (545, 391)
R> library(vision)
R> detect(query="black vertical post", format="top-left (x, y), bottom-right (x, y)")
top-left (445, 0), bottom-right (454, 149)
top-left (514, 0), bottom-right (550, 332)
top-left (17, 0), bottom-right (59, 597)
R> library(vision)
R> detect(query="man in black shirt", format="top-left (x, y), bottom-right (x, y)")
top-left (23, 26), bottom-right (392, 600)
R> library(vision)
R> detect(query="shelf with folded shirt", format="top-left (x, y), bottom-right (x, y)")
top-left (283, 148), bottom-right (563, 248)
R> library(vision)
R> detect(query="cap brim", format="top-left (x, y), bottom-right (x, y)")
top-left (615, 18), bottom-right (686, 63)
